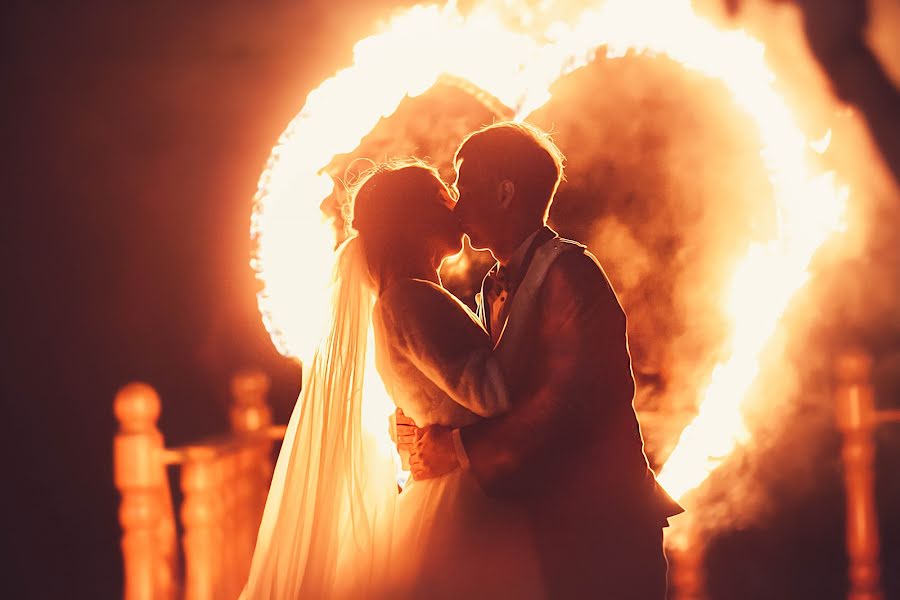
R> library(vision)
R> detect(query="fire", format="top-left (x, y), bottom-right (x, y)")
top-left (251, 0), bottom-right (847, 500)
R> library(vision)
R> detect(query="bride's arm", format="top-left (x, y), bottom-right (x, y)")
top-left (383, 280), bottom-right (510, 418)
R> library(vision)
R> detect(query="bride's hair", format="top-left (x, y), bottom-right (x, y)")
top-left (348, 159), bottom-right (453, 289)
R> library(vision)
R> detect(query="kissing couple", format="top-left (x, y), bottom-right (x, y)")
top-left (241, 122), bottom-right (683, 599)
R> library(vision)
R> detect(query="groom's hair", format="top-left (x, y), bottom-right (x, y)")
top-left (455, 122), bottom-right (565, 221)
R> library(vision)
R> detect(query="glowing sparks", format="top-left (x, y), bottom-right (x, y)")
top-left (252, 0), bottom-right (848, 500)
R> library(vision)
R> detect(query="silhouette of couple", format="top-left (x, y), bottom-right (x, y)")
top-left (241, 122), bottom-right (683, 599)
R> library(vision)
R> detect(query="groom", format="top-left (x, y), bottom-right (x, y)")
top-left (399, 122), bottom-right (683, 598)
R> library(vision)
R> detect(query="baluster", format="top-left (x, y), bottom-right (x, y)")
top-left (223, 451), bottom-right (241, 597)
top-left (156, 484), bottom-right (179, 600)
top-left (253, 437), bottom-right (274, 529)
top-left (114, 383), bottom-right (169, 600)
top-left (835, 349), bottom-right (883, 600)
top-left (237, 446), bottom-right (256, 577)
top-left (230, 370), bottom-right (272, 435)
top-left (230, 369), bottom-right (275, 567)
top-left (215, 455), bottom-right (229, 597)
top-left (181, 448), bottom-right (219, 600)
top-left (238, 450), bottom-right (250, 585)
top-left (219, 453), bottom-right (231, 598)
top-left (215, 453), bottom-right (228, 598)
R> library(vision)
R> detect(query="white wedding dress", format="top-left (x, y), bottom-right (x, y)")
top-left (241, 239), bottom-right (543, 599)
top-left (373, 278), bottom-right (545, 599)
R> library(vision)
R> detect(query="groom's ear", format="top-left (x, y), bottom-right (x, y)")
top-left (497, 179), bottom-right (515, 210)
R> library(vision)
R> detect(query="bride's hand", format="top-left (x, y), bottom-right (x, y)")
top-left (392, 408), bottom-right (418, 455)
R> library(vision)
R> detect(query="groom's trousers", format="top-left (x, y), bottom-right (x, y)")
top-left (532, 509), bottom-right (668, 599)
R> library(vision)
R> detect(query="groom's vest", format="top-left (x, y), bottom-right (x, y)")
top-left (478, 230), bottom-right (583, 351)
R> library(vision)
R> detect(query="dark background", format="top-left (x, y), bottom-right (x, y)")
top-left (4, 0), bottom-right (899, 598)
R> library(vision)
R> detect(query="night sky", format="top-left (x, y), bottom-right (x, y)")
top-left (4, 1), bottom-right (899, 598)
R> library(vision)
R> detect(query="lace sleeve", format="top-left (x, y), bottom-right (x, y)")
top-left (379, 280), bottom-right (510, 418)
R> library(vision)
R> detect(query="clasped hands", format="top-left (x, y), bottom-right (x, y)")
top-left (390, 408), bottom-right (459, 480)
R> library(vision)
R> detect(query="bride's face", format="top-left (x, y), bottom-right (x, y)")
top-left (357, 168), bottom-right (463, 284)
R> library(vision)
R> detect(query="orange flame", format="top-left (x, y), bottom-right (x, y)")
top-left (251, 0), bottom-right (847, 500)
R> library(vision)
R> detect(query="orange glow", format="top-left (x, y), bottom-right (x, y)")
top-left (439, 242), bottom-right (472, 281)
top-left (252, 0), bottom-right (847, 500)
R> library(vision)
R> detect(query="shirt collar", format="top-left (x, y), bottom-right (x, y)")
top-left (501, 225), bottom-right (555, 283)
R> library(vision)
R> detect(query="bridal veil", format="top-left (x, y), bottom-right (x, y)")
top-left (241, 237), bottom-right (399, 599)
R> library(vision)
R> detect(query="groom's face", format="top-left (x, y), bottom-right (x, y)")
top-left (452, 159), bottom-right (503, 251)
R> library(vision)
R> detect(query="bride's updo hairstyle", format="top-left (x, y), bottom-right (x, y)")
top-left (349, 160), bottom-right (457, 291)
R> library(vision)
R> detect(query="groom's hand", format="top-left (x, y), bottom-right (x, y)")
top-left (392, 408), bottom-right (418, 455)
top-left (410, 425), bottom-right (459, 480)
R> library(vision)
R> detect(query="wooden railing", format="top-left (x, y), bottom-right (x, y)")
top-left (115, 350), bottom-right (894, 600)
top-left (835, 349), bottom-right (899, 600)
top-left (114, 370), bottom-right (284, 600)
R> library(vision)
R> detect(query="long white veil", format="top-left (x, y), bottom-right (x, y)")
top-left (242, 236), bottom-right (398, 599)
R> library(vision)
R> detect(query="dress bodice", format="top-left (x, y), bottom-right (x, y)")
top-left (372, 278), bottom-right (509, 429)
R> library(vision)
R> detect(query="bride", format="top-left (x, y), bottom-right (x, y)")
top-left (241, 161), bottom-right (544, 599)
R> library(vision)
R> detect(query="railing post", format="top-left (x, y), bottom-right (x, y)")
top-left (181, 448), bottom-right (220, 600)
top-left (229, 370), bottom-right (272, 435)
top-left (229, 369), bottom-right (275, 570)
top-left (220, 451), bottom-right (241, 598)
top-left (236, 445), bottom-right (257, 572)
top-left (835, 348), bottom-right (883, 600)
top-left (114, 383), bottom-right (168, 600)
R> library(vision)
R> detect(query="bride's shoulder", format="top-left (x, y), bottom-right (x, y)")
top-left (379, 278), bottom-right (474, 322)
top-left (385, 277), bottom-right (443, 293)
top-left (380, 278), bottom-right (452, 308)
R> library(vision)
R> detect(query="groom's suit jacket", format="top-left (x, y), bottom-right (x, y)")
top-left (456, 227), bottom-right (683, 596)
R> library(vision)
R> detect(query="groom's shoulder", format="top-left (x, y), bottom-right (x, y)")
top-left (546, 240), bottom-right (603, 283)
top-left (543, 242), bottom-right (615, 301)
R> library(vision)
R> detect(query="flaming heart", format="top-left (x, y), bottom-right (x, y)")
top-left (250, 0), bottom-right (847, 502)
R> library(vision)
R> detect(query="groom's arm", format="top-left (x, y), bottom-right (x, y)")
top-left (455, 251), bottom-right (634, 496)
